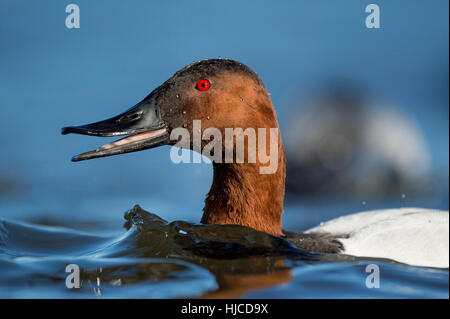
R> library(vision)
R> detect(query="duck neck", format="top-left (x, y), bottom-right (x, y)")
top-left (201, 145), bottom-right (286, 236)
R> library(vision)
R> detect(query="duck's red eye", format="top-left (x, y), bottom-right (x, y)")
top-left (196, 79), bottom-right (211, 91)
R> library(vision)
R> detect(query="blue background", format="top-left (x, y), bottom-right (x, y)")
top-left (0, 0), bottom-right (448, 232)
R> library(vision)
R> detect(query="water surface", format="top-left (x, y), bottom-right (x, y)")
top-left (0, 205), bottom-right (447, 298)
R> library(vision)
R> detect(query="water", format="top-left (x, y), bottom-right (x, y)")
top-left (0, 205), bottom-right (447, 298)
top-left (0, 0), bottom-right (448, 298)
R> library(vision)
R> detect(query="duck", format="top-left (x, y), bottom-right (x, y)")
top-left (62, 59), bottom-right (449, 268)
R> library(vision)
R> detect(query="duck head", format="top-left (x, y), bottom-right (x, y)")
top-left (62, 59), bottom-right (286, 236)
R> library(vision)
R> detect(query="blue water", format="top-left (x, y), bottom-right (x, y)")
top-left (0, 205), bottom-right (448, 298)
top-left (0, 1), bottom-right (448, 298)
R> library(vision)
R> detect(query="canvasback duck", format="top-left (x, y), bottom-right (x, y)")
top-left (62, 59), bottom-right (449, 268)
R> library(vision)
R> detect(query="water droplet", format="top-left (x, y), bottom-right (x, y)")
top-left (176, 94), bottom-right (180, 99)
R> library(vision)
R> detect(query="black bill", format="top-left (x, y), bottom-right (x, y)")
top-left (62, 99), bottom-right (170, 162)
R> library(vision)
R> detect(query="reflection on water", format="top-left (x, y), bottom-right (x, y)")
top-left (0, 205), bottom-right (447, 298)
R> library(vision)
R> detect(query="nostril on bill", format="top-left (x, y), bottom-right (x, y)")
top-left (117, 111), bottom-right (143, 123)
